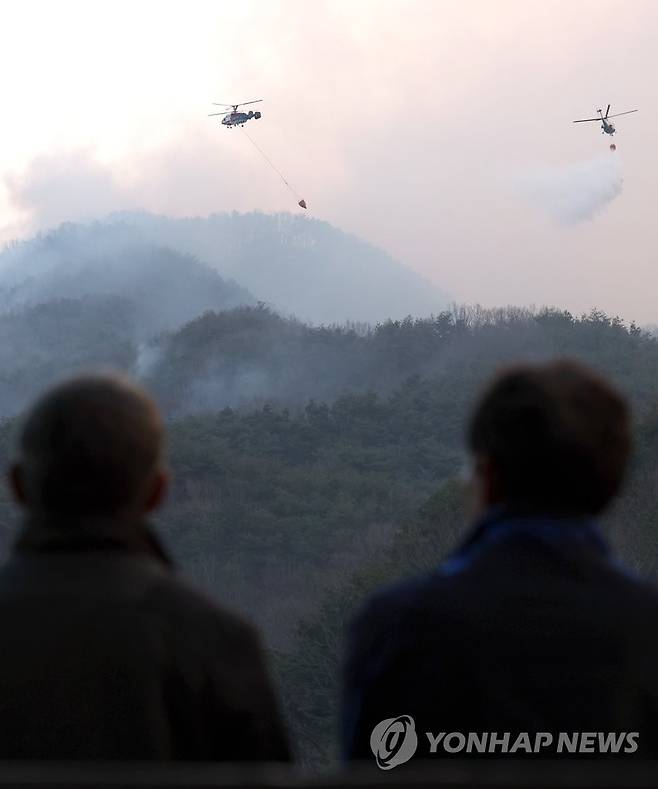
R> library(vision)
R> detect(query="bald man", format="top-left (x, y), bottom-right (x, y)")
top-left (2, 374), bottom-right (291, 761)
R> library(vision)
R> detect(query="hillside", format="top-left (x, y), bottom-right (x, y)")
top-left (142, 304), bottom-right (657, 416)
top-left (0, 296), bottom-right (136, 417)
top-left (0, 223), bottom-right (256, 416)
top-left (105, 211), bottom-right (449, 324)
top-left (0, 222), bottom-right (255, 335)
top-left (0, 212), bottom-right (449, 416)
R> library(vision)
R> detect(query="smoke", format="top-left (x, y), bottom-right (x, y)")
top-left (517, 153), bottom-right (624, 225)
top-left (0, 134), bottom-right (280, 240)
top-left (3, 150), bottom-right (125, 233)
top-left (135, 342), bottom-right (163, 378)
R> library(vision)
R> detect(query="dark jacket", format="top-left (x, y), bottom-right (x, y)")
top-left (343, 510), bottom-right (658, 760)
top-left (0, 516), bottom-right (291, 761)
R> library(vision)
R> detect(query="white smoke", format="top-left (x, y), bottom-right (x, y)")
top-left (517, 153), bottom-right (623, 225)
top-left (135, 342), bottom-right (163, 378)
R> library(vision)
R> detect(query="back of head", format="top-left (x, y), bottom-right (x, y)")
top-left (16, 374), bottom-right (164, 520)
top-left (468, 360), bottom-right (631, 517)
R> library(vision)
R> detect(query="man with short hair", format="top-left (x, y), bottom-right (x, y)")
top-left (1, 374), bottom-right (290, 761)
top-left (343, 360), bottom-right (658, 759)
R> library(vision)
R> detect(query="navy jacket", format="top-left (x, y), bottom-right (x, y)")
top-left (343, 511), bottom-right (658, 759)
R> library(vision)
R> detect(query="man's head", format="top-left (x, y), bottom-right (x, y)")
top-left (10, 374), bottom-right (168, 521)
top-left (468, 360), bottom-right (631, 517)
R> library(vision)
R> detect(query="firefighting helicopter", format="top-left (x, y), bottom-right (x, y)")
top-left (573, 104), bottom-right (638, 136)
top-left (208, 100), bottom-right (262, 128)
top-left (208, 97), bottom-right (307, 209)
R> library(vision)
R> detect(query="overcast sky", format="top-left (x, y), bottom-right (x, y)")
top-left (1, 0), bottom-right (657, 321)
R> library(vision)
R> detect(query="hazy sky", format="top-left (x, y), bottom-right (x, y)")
top-left (1, 0), bottom-right (657, 321)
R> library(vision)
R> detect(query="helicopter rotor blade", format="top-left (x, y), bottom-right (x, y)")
top-left (233, 100), bottom-right (263, 107)
top-left (605, 104), bottom-right (611, 118)
top-left (606, 109), bottom-right (639, 119)
top-left (208, 112), bottom-right (231, 117)
top-left (573, 118), bottom-right (601, 123)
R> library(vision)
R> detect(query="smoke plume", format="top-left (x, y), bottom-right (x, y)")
top-left (518, 153), bottom-right (624, 225)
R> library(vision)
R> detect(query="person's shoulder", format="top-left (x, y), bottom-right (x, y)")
top-left (145, 571), bottom-right (259, 650)
top-left (350, 569), bottom-right (451, 637)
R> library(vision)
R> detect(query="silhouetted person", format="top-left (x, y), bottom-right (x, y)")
top-left (1, 374), bottom-right (290, 761)
top-left (343, 360), bottom-right (658, 760)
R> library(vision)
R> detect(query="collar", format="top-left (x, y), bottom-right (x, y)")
top-left (465, 506), bottom-right (609, 553)
top-left (14, 514), bottom-right (174, 569)
top-left (442, 506), bottom-right (609, 575)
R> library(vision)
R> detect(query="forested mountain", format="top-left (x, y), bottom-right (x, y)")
top-left (91, 211), bottom-right (448, 324)
top-left (143, 303), bottom-right (655, 416)
top-left (0, 222), bottom-right (255, 334)
top-left (1, 304), bottom-right (658, 766)
top-left (0, 297), bottom-right (136, 417)
top-left (0, 212), bottom-right (447, 328)
top-left (0, 221), bottom-right (257, 416)
top-left (0, 212), bottom-right (447, 416)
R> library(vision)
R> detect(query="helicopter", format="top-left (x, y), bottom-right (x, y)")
top-left (208, 100), bottom-right (262, 128)
top-left (573, 104), bottom-right (638, 136)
